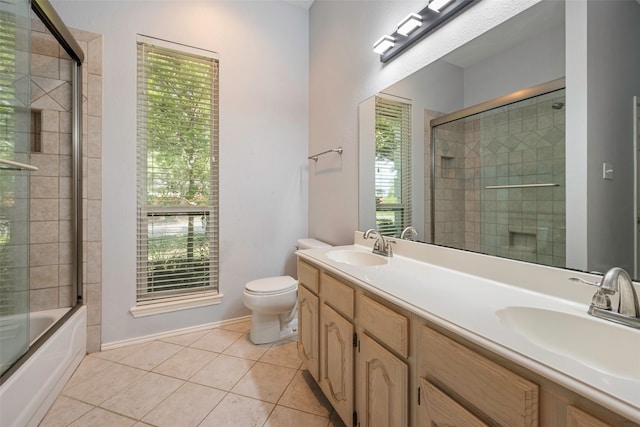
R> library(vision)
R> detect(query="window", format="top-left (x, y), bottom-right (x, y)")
top-left (136, 36), bottom-right (219, 308)
top-left (375, 96), bottom-right (412, 237)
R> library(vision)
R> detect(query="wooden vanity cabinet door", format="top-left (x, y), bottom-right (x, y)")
top-left (419, 326), bottom-right (538, 427)
top-left (298, 285), bottom-right (319, 381)
top-left (566, 406), bottom-right (611, 427)
top-left (320, 303), bottom-right (354, 426)
top-left (298, 260), bottom-right (319, 293)
top-left (420, 378), bottom-right (489, 427)
top-left (356, 333), bottom-right (409, 427)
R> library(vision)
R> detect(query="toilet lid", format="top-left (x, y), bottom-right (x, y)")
top-left (245, 276), bottom-right (297, 295)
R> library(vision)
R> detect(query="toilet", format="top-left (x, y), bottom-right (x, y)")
top-left (243, 238), bottom-right (330, 344)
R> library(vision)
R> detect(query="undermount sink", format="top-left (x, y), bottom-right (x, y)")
top-left (496, 306), bottom-right (640, 381)
top-left (326, 249), bottom-right (388, 266)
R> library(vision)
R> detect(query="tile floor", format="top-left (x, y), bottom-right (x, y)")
top-left (39, 320), bottom-right (346, 427)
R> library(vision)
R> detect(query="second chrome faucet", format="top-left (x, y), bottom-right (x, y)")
top-left (363, 229), bottom-right (395, 257)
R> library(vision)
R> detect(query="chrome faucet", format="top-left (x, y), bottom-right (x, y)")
top-left (363, 229), bottom-right (394, 257)
top-left (400, 226), bottom-right (418, 241)
top-left (587, 267), bottom-right (640, 329)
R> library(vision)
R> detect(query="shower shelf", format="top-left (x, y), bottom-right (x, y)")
top-left (485, 183), bottom-right (559, 189)
top-left (0, 158), bottom-right (39, 171)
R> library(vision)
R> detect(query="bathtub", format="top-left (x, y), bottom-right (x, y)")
top-left (0, 305), bottom-right (86, 427)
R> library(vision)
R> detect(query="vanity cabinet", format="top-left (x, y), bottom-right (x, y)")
top-left (297, 261), bottom-right (320, 380)
top-left (319, 272), bottom-right (355, 425)
top-left (356, 293), bottom-right (410, 427)
top-left (298, 285), bottom-right (319, 380)
top-left (297, 257), bottom-right (639, 427)
top-left (356, 332), bottom-right (409, 427)
top-left (418, 325), bottom-right (539, 427)
top-left (320, 301), bottom-right (354, 424)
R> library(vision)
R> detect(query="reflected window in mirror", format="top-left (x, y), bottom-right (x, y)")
top-left (375, 96), bottom-right (412, 237)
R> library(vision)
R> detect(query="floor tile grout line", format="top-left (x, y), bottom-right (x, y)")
top-left (43, 327), bottom-right (341, 427)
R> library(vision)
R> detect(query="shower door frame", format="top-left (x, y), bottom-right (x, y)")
top-left (0, 0), bottom-right (85, 384)
top-left (428, 77), bottom-right (566, 249)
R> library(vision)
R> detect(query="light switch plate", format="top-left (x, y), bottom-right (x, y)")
top-left (603, 162), bottom-right (614, 180)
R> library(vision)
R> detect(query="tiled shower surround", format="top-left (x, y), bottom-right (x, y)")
top-left (29, 19), bottom-right (103, 352)
top-left (432, 89), bottom-right (566, 268)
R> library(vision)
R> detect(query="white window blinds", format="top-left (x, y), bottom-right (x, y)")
top-left (375, 96), bottom-right (412, 237)
top-left (136, 36), bottom-right (219, 303)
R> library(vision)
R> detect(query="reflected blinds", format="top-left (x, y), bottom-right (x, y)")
top-left (374, 96), bottom-right (412, 237)
top-left (136, 37), bottom-right (219, 303)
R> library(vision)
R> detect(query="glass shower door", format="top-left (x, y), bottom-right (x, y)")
top-left (0, 0), bottom-right (31, 376)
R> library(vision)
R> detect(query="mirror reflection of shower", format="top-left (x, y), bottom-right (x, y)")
top-left (430, 85), bottom-right (566, 268)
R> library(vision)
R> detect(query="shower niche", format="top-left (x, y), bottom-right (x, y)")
top-left (430, 82), bottom-right (566, 268)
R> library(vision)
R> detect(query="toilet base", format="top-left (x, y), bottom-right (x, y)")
top-left (249, 312), bottom-right (298, 345)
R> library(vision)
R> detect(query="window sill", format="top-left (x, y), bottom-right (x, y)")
top-left (130, 292), bottom-right (223, 318)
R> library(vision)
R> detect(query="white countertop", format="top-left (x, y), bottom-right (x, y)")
top-left (296, 234), bottom-right (640, 423)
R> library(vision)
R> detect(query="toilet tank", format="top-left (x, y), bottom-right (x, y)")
top-left (296, 238), bottom-right (331, 250)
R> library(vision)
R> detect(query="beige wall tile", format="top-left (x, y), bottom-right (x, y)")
top-left (87, 283), bottom-right (102, 326)
top-left (87, 74), bottom-right (102, 117)
top-left (88, 37), bottom-right (103, 76)
top-left (31, 176), bottom-right (58, 199)
top-left (59, 263), bottom-right (73, 287)
top-left (30, 288), bottom-right (58, 311)
top-left (87, 115), bottom-right (102, 158)
top-left (88, 158), bottom-right (101, 200)
top-left (31, 53), bottom-right (59, 79)
top-left (87, 241), bottom-right (101, 284)
top-left (42, 131), bottom-right (60, 155)
top-left (88, 200), bottom-right (101, 242)
top-left (30, 265), bottom-right (58, 289)
top-left (31, 242), bottom-right (58, 266)
top-left (30, 153), bottom-right (59, 177)
top-left (86, 325), bottom-right (101, 353)
top-left (59, 285), bottom-right (74, 307)
top-left (30, 220), bottom-right (58, 243)
top-left (41, 109), bottom-right (59, 132)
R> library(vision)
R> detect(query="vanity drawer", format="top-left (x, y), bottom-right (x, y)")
top-left (298, 260), bottom-right (319, 293)
top-left (421, 379), bottom-right (488, 427)
top-left (360, 294), bottom-right (409, 357)
top-left (321, 273), bottom-right (354, 319)
top-left (421, 326), bottom-right (538, 427)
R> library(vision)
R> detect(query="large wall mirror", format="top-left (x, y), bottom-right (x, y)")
top-left (359, 1), bottom-right (640, 279)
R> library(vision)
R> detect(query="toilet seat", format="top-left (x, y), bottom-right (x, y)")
top-left (245, 276), bottom-right (297, 296)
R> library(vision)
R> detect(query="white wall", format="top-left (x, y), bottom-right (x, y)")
top-left (51, 0), bottom-right (309, 345)
top-left (585, 0), bottom-right (640, 273)
top-left (463, 25), bottom-right (565, 107)
top-left (309, 0), bottom-right (543, 245)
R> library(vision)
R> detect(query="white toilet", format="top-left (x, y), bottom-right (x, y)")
top-left (243, 238), bottom-right (330, 344)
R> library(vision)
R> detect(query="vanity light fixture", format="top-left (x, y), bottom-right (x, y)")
top-left (373, 35), bottom-right (395, 55)
top-left (374, 0), bottom-right (475, 63)
top-left (428, 0), bottom-right (455, 12)
top-left (397, 13), bottom-right (422, 36)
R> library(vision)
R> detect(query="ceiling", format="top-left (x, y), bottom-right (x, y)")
top-left (284, 0), bottom-right (315, 9)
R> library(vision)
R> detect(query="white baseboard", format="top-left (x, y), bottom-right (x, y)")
top-left (100, 315), bottom-right (252, 351)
